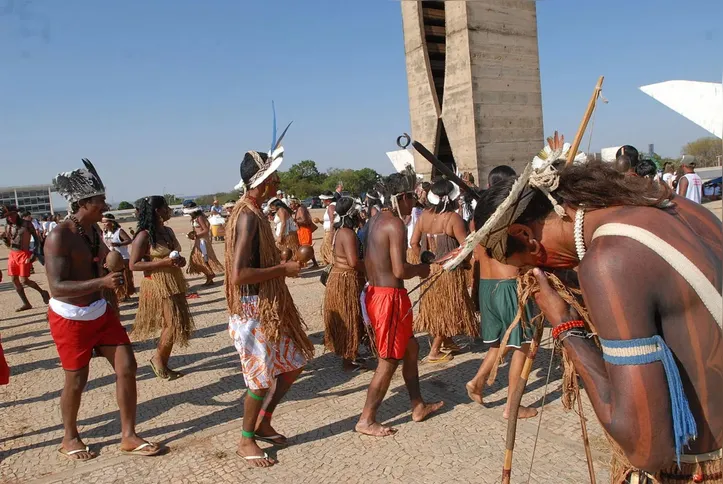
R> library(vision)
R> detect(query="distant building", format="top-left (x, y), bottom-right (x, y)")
top-left (0, 184), bottom-right (58, 216)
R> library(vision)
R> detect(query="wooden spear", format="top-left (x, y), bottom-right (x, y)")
top-left (566, 76), bottom-right (605, 166)
top-left (577, 378), bottom-right (597, 484)
top-left (501, 323), bottom-right (544, 484)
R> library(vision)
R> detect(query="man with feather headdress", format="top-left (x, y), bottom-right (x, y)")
top-left (355, 166), bottom-right (443, 437)
top-left (44, 159), bottom-right (161, 460)
top-left (225, 119), bottom-right (314, 467)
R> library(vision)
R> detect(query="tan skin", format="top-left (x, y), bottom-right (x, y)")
top-left (103, 221), bottom-right (133, 299)
top-left (44, 195), bottom-right (159, 460)
top-left (356, 195), bottom-right (443, 437)
top-left (503, 195), bottom-right (722, 472)
top-left (129, 204), bottom-right (187, 376)
top-left (410, 208), bottom-right (468, 360)
top-left (231, 172), bottom-right (302, 467)
top-left (190, 211), bottom-right (215, 285)
top-left (332, 223), bottom-right (367, 369)
top-left (3, 212), bottom-right (49, 310)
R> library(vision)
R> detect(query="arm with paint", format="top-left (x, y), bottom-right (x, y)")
top-left (532, 246), bottom-right (676, 472)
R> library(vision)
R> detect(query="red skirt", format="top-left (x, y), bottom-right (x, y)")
top-left (364, 286), bottom-right (413, 360)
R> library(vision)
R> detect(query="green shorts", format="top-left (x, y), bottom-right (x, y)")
top-left (478, 279), bottom-right (534, 348)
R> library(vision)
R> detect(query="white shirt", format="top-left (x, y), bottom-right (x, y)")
top-left (47, 221), bottom-right (58, 233)
top-left (103, 228), bottom-right (130, 259)
top-left (323, 203), bottom-right (336, 231)
top-left (679, 173), bottom-right (702, 204)
top-left (407, 207), bottom-right (423, 248)
top-left (274, 213), bottom-right (298, 238)
top-left (662, 172), bottom-right (675, 187)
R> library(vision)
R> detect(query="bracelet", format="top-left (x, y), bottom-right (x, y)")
top-left (552, 320), bottom-right (586, 340)
top-left (558, 329), bottom-right (597, 344)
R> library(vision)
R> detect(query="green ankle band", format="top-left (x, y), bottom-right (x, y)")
top-left (247, 389), bottom-right (264, 401)
top-left (241, 430), bottom-right (255, 439)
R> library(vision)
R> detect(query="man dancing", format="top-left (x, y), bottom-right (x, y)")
top-left (45, 159), bottom-right (161, 460)
top-left (226, 148), bottom-right (315, 467)
top-left (471, 135), bottom-right (722, 482)
top-left (1, 205), bottom-right (49, 311)
top-left (290, 197), bottom-right (319, 268)
top-left (356, 167), bottom-right (443, 437)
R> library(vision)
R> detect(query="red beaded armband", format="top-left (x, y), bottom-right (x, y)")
top-left (552, 320), bottom-right (586, 340)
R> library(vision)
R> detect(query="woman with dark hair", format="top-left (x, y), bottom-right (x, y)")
top-left (365, 190), bottom-right (383, 218)
top-left (129, 196), bottom-right (194, 380)
top-left (635, 159), bottom-right (658, 180)
top-left (268, 198), bottom-right (300, 259)
top-left (322, 197), bottom-right (368, 370)
top-left (471, 141), bottom-right (722, 481)
top-left (184, 202), bottom-right (223, 286)
top-left (102, 213), bottom-right (135, 301)
top-left (410, 179), bottom-right (478, 362)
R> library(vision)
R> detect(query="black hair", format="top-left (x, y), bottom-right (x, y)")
top-left (421, 181), bottom-right (431, 192)
top-left (615, 145), bottom-right (639, 168)
top-left (374, 166), bottom-right (417, 211)
top-left (614, 155), bottom-right (633, 173)
top-left (21, 211), bottom-right (31, 218)
top-left (474, 160), bottom-right (671, 259)
top-left (41, 215), bottom-right (49, 221)
top-left (333, 196), bottom-right (359, 230)
top-left (269, 198), bottom-right (292, 216)
top-left (103, 213), bottom-right (120, 232)
top-left (321, 190), bottom-right (334, 199)
top-left (635, 159), bottom-right (657, 179)
top-left (429, 179), bottom-right (459, 213)
top-left (136, 195), bottom-right (168, 247)
top-left (240, 151), bottom-right (269, 186)
top-left (488, 165), bottom-right (517, 187)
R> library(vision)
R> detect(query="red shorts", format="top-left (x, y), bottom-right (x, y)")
top-left (0, 336), bottom-right (9, 385)
top-left (298, 226), bottom-right (313, 246)
top-left (7, 250), bottom-right (32, 278)
top-left (48, 305), bottom-right (130, 371)
top-left (364, 286), bottom-right (413, 360)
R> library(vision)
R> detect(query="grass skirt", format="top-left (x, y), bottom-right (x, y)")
top-left (113, 265), bottom-right (136, 301)
top-left (187, 236), bottom-right (224, 277)
top-left (414, 264), bottom-right (479, 338)
top-left (614, 450), bottom-right (722, 484)
top-left (132, 268), bottom-right (194, 347)
top-left (321, 230), bottom-right (334, 266)
top-left (278, 231), bottom-right (301, 259)
top-left (407, 248), bottom-right (420, 265)
top-left (323, 268), bottom-right (365, 360)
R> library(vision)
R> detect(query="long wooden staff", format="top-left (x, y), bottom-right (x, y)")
top-left (566, 76), bottom-right (604, 166)
top-left (576, 378), bottom-right (597, 484)
top-left (501, 322), bottom-right (544, 484)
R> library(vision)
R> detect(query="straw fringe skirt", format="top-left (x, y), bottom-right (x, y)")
top-left (278, 231), bottom-right (301, 259)
top-left (406, 248), bottom-right (420, 265)
top-left (321, 230), bottom-right (334, 266)
top-left (414, 265), bottom-right (479, 338)
top-left (113, 265), bottom-right (136, 301)
top-left (132, 269), bottom-right (194, 347)
top-left (187, 236), bottom-right (224, 277)
top-left (323, 269), bottom-right (365, 360)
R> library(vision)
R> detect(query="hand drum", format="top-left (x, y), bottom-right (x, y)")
top-left (420, 250), bottom-right (436, 265)
top-left (106, 251), bottom-right (125, 272)
top-left (296, 246), bottom-right (314, 264)
top-left (279, 248), bottom-right (293, 262)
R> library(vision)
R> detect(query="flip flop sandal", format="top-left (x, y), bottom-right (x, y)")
top-left (120, 442), bottom-right (162, 457)
top-left (236, 450), bottom-right (273, 465)
top-left (186, 293), bottom-right (200, 299)
top-left (57, 445), bottom-right (95, 461)
top-left (166, 368), bottom-right (183, 380)
top-left (426, 353), bottom-right (454, 364)
top-left (149, 359), bottom-right (170, 380)
top-left (254, 434), bottom-right (289, 447)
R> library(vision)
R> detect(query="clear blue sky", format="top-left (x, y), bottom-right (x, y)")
top-left (1, 0), bottom-right (720, 204)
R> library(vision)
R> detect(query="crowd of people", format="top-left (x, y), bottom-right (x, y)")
top-left (0, 139), bottom-right (721, 483)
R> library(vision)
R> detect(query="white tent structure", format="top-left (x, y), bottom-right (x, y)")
top-left (640, 79), bottom-right (722, 139)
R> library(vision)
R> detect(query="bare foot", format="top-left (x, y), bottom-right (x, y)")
top-left (41, 290), bottom-right (50, 304)
top-left (203, 277), bottom-right (214, 286)
top-left (119, 435), bottom-right (161, 456)
top-left (465, 381), bottom-right (484, 405)
top-left (237, 439), bottom-right (275, 468)
top-left (59, 437), bottom-right (97, 461)
top-left (503, 405), bottom-right (538, 420)
top-left (255, 420), bottom-right (288, 446)
top-left (355, 421), bottom-right (397, 437)
top-left (15, 304), bottom-right (32, 312)
top-left (411, 401), bottom-right (444, 422)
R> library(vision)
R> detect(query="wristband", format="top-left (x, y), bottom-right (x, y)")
top-left (552, 320), bottom-right (585, 340)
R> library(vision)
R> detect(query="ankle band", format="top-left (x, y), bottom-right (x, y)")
top-left (241, 430), bottom-right (255, 439)
top-left (259, 409), bottom-right (272, 420)
top-left (247, 389), bottom-right (264, 401)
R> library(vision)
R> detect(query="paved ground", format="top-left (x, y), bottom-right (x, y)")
top-left (2, 211), bottom-right (625, 484)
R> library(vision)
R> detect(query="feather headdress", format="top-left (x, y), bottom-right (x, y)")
top-left (439, 132), bottom-right (584, 270)
top-left (234, 102), bottom-right (293, 191)
top-left (52, 158), bottom-right (106, 203)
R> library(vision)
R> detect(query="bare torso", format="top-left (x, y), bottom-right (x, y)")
top-left (580, 196), bottom-right (722, 455)
top-left (333, 227), bottom-right (362, 272)
top-left (364, 212), bottom-right (404, 288)
top-left (5, 221), bottom-right (33, 252)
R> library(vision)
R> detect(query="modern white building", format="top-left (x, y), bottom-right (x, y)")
top-left (0, 184), bottom-right (61, 216)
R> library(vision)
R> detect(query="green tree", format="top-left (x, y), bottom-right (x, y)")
top-left (164, 194), bottom-right (183, 206)
top-left (117, 201), bottom-right (134, 210)
top-left (682, 137), bottom-right (722, 167)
